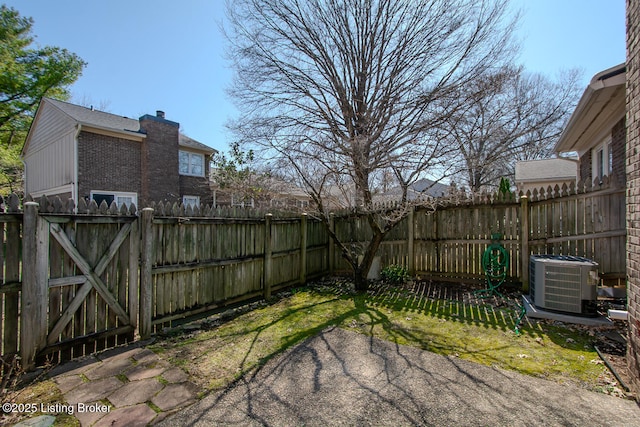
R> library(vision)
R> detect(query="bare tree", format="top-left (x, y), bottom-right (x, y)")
top-left (440, 66), bottom-right (580, 192)
top-left (225, 0), bottom-right (517, 290)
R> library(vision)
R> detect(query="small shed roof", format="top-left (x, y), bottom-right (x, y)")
top-left (515, 158), bottom-right (578, 183)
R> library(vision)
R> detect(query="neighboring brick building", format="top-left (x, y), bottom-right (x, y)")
top-left (22, 98), bottom-right (216, 209)
top-left (626, 0), bottom-right (640, 396)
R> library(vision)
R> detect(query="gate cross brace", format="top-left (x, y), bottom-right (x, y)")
top-left (47, 222), bottom-right (132, 345)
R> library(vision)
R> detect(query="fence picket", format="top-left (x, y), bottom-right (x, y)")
top-left (48, 226), bottom-right (63, 363)
top-left (3, 218), bottom-right (19, 363)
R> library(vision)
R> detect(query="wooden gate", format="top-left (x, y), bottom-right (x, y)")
top-left (21, 202), bottom-right (140, 368)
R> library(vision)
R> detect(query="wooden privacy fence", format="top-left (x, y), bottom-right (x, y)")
top-left (20, 199), bottom-right (140, 371)
top-left (0, 178), bottom-right (626, 370)
top-left (138, 207), bottom-right (328, 338)
top-left (331, 178), bottom-right (627, 289)
top-left (1, 197), bottom-right (328, 370)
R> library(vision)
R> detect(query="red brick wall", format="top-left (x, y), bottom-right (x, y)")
top-left (78, 114), bottom-right (212, 207)
top-left (139, 115), bottom-right (181, 206)
top-left (77, 131), bottom-right (142, 202)
top-left (626, 0), bottom-right (640, 396)
top-left (579, 149), bottom-right (592, 184)
top-left (612, 117), bottom-right (627, 185)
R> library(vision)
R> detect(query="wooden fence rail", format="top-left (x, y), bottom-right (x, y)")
top-left (0, 179), bottom-right (627, 370)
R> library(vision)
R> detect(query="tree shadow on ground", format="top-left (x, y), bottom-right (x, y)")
top-left (154, 278), bottom-right (610, 426)
top-left (159, 325), bottom-right (635, 427)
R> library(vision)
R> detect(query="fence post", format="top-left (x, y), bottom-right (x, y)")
top-left (407, 206), bottom-right (415, 275)
top-left (520, 196), bottom-right (530, 292)
top-left (21, 202), bottom-right (49, 370)
top-left (264, 214), bottom-right (273, 299)
top-left (139, 208), bottom-right (154, 340)
top-left (328, 213), bottom-right (335, 275)
top-left (4, 196), bottom-right (21, 359)
top-left (128, 214), bottom-right (140, 335)
top-left (300, 213), bottom-right (308, 285)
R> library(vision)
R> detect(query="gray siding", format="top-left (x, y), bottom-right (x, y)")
top-left (23, 100), bottom-right (77, 196)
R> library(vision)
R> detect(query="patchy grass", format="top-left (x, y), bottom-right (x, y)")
top-left (150, 281), bottom-right (611, 394)
top-left (150, 290), bottom-right (353, 390)
top-left (0, 379), bottom-right (79, 427)
top-left (3, 280), bottom-right (617, 426)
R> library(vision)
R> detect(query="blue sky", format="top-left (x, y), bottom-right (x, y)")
top-left (4, 1), bottom-right (626, 153)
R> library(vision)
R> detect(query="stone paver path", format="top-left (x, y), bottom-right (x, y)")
top-left (47, 344), bottom-right (199, 426)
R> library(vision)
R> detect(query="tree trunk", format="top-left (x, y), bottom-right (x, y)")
top-left (353, 229), bottom-right (385, 292)
top-left (353, 267), bottom-right (368, 291)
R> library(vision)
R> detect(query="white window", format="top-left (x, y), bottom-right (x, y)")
top-left (591, 138), bottom-right (613, 182)
top-left (183, 195), bottom-right (200, 208)
top-left (179, 151), bottom-right (204, 177)
top-left (597, 148), bottom-right (605, 180)
top-left (90, 191), bottom-right (138, 210)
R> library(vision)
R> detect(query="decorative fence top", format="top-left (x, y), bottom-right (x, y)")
top-left (0, 194), bottom-right (136, 215)
top-left (0, 173), bottom-right (624, 216)
top-left (519, 174), bottom-right (623, 201)
top-left (0, 194), bottom-right (305, 218)
top-left (436, 173), bottom-right (624, 208)
top-left (0, 193), bottom-right (21, 213)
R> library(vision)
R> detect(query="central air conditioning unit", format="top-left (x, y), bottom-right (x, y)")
top-left (529, 255), bottom-right (599, 316)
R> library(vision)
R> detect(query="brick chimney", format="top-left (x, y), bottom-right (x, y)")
top-left (139, 112), bottom-right (180, 205)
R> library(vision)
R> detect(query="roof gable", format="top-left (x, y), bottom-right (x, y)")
top-left (555, 63), bottom-right (626, 153)
top-left (44, 98), bottom-right (141, 133)
top-left (378, 178), bottom-right (450, 200)
top-left (179, 134), bottom-right (216, 154)
top-left (409, 178), bottom-right (450, 197)
top-left (22, 99), bottom-right (78, 156)
top-left (26, 98), bottom-right (217, 154)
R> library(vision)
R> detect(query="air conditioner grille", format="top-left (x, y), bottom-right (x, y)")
top-left (529, 254), bottom-right (599, 316)
top-left (543, 265), bottom-right (582, 313)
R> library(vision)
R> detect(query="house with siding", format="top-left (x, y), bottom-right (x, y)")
top-left (373, 178), bottom-right (450, 203)
top-left (22, 98), bottom-right (216, 209)
top-left (554, 63), bottom-right (626, 187)
top-left (210, 174), bottom-right (311, 209)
